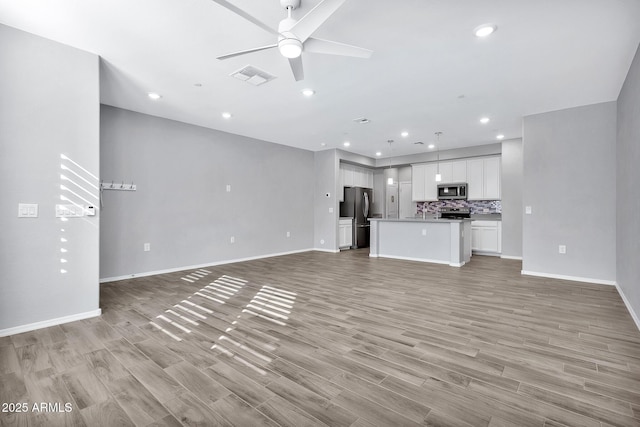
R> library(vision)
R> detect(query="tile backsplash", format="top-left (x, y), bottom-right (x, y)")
top-left (417, 200), bottom-right (502, 215)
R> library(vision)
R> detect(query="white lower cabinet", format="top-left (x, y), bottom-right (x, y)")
top-left (339, 219), bottom-right (353, 249)
top-left (471, 220), bottom-right (502, 254)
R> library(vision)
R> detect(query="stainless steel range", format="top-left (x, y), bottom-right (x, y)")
top-left (439, 207), bottom-right (471, 219)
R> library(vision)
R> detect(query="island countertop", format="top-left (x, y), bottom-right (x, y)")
top-left (369, 217), bottom-right (473, 223)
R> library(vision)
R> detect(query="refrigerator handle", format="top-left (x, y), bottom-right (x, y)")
top-left (363, 192), bottom-right (369, 218)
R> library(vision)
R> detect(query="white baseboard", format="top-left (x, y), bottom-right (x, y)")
top-left (615, 283), bottom-right (640, 332)
top-left (0, 309), bottom-right (102, 338)
top-left (501, 255), bottom-right (523, 260)
top-left (312, 248), bottom-right (340, 253)
top-left (472, 251), bottom-right (501, 257)
top-left (376, 254), bottom-right (453, 266)
top-left (100, 248), bottom-right (315, 283)
top-left (521, 270), bottom-right (616, 286)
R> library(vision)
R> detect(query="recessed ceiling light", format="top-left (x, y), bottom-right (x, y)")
top-left (376, 152), bottom-right (382, 156)
top-left (480, 117), bottom-right (490, 124)
top-left (221, 112), bottom-right (232, 119)
top-left (401, 131), bottom-right (409, 137)
top-left (302, 88), bottom-right (315, 97)
top-left (428, 144), bottom-right (435, 149)
top-left (147, 92), bottom-right (162, 100)
top-left (343, 141), bottom-right (350, 147)
top-left (496, 134), bottom-right (505, 140)
top-left (320, 142), bottom-right (326, 147)
top-left (474, 24), bottom-right (498, 38)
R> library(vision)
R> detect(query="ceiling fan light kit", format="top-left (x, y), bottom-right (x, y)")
top-left (278, 37), bottom-right (303, 58)
top-left (213, 0), bottom-right (372, 81)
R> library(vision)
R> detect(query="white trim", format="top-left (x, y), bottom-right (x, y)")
top-left (100, 248), bottom-right (315, 283)
top-left (615, 283), bottom-right (640, 332)
top-left (521, 270), bottom-right (616, 286)
top-left (312, 248), bottom-right (340, 253)
top-left (473, 251), bottom-right (501, 257)
top-left (377, 254), bottom-right (453, 266)
top-left (501, 255), bottom-right (523, 260)
top-left (0, 309), bottom-right (102, 338)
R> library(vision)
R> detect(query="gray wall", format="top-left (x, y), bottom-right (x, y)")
top-left (100, 106), bottom-right (314, 279)
top-left (501, 139), bottom-right (523, 258)
top-left (0, 25), bottom-right (100, 332)
top-left (313, 150), bottom-right (339, 250)
top-left (616, 44), bottom-right (640, 324)
top-left (522, 102), bottom-right (617, 282)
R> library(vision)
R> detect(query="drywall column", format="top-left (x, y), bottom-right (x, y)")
top-left (616, 44), bottom-right (640, 328)
top-left (522, 102), bottom-right (616, 284)
top-left (314, 150), bottom-right (339, 252)
top-left (501, 139), bottom-right (523, 259)
top-left (0, 25), bottom-right (100, 334)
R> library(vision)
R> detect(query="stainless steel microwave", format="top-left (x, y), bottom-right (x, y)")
top-left (437, 183), bottom-right (468, 200)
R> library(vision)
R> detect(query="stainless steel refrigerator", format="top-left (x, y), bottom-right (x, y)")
top-left (340, 187), bottom-right (372, 248)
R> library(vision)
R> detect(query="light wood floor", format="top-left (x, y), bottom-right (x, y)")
top-left (2, 250), bottom-right (640, 427)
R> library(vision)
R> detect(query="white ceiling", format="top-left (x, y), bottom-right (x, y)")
top-left (1, 0), bottom-right (639, 158)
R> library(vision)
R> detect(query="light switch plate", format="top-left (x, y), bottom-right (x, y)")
top-left (56, 204), bottom-right (84, 218)
top-left (18, 203), bottom-right (38, 218)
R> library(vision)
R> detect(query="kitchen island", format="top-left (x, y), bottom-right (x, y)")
top-left (369, 218), bottom-right (472, 267)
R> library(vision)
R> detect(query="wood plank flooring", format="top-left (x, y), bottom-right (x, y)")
top-left (2, 250), bottom-right (640, 426)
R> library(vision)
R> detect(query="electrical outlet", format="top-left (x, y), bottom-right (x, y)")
top-left (226, 184), bottom-right (231, 192)
top-left (329, 207), bottom-right (334, 213)
top-left (286, 231), bottom-right (290, 238)
top-left (559, 245), bottom-right (566, 254)
top-left (320, 239), bottom-right (325, 245)
top-left (525, 206), bottom-right (532, 214)
top-left (230, 236), bottom-right (235, 244)
top-left (422, 229), bottom-right (427, 236)
top-left (144, 243), bottom-right (151, 252)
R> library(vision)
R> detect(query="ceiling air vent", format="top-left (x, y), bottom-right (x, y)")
top-left (230, 65), bottom-right (276, 86)
top-left (353, 117), bottom-right (370, 124)
top-left (414, 141), bottom-right (424, 145)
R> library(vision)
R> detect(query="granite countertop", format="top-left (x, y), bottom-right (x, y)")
top-left (369, 217), bottom-right (473, 223)
top-left (470, 214), bottom-right (502, 221)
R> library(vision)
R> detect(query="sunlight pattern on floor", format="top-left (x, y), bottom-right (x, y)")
top-left (180, 268), bottom-right (211, 283)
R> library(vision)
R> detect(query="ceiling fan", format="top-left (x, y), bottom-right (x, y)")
top-left (212, 0), bottom-right (373, 81)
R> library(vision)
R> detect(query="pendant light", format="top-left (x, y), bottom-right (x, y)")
top-left (435, 132), bottom-right (443, 182)
top-left (386, 140), bottom-right (394, 185)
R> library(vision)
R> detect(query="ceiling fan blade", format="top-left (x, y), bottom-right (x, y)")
top-left (290, 0), bottom-right (347, 43)
top-left (304, 37), bottom-right (372, 58)
top-left (217, 44), bottom-right (278, 60)
top-left (288, 57), bottom-right (304, 81)
top-left (210, 0), bottom-right (279, 36)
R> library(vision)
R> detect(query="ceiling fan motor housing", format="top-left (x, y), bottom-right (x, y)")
top-left (280, 0), bottom-right (301, 10)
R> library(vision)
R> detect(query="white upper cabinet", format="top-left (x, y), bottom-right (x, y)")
top-left (339, 163), bottom-right (374, 201)
top-left (412, 155), bottom-right (501, 201)
top-left (466, 159), bottom-right (484, 200)
top-left (437, 162), bottom-right (453, 184)
top-left (424, 163), bottom-right (438, 201)
top-left (467, 156), bottom-right (501, 200)
top-left (411, 163), bottom-right (438, 201)
top-left (411, 164), bottom-right (426, 201)
top-left (438, 160), bottom-right (467, 184)
top-left (483, 156), bottom-right (501, 200)
top-left (451, 160), bottom-right (467, 183)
